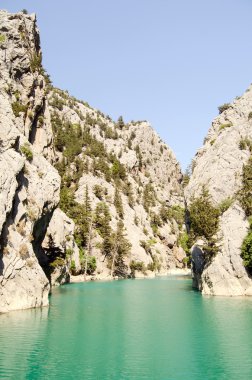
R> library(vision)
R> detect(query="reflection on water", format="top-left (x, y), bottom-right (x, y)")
top-left (0, 277), bottom-right (252, 379)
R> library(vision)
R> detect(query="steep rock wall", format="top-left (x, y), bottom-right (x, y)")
top-left (0, 11), bottom-right (60, 312)
top-left (186, 87), bottom-right (252, 295)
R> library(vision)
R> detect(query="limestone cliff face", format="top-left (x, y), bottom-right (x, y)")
top-left (48, 89), bottom-right (185, 279)
top-left (0, 10), bottom-right (61, 312)
top-left (0, 11), bottom-right (185, 312)
top-left (185, 87), bottom-right (252, 296)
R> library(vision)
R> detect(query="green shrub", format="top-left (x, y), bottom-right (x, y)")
top-left (239, 138), bottom-right (252, 152)
top-left (80, 255), bottom-right (97, 274)
top-left (178, 232), bottom-right (190, 254)
top-left (150, 213), bottom-right (162, 235)
top-left (116, 116), bottom-right (125, 130)
top-left (189, 187), bottom-right (220, 259)
top-left (241, 219), bottom-right (252, 273)
top-left (167, 205), bottom-right (185, 228)
top-left (238, 156), bottom-right (252, 216)
top-left (20, 143), bottom-right (33, 162)
top-left (219, 122), bottom-right (232, 131)
top-left (38, 115), bottom-right (44, 125)
top-left (93, 184), bottom-right (104, 200)
top-left (50, 95), bottom-right (65, 111)
top-left (114, 188), bottom-right (124, 218)
top-left (111, 159), bottom-right (126, 181)
top-left (30, 52), bottom-right (42, 73)
top-left (218, 197), bottom-right (233, 214)
top-left (130, 260), bottom-right (146, 273)
top-left (50, 257), bottom-right (65, 268)
top-left (0, 34), bottom-right (6, 44)
top-left (122, 181), bottom-right (134, 208)
top-left (143, 183), bottom-right (156, 212)
top-left (147, 255), bottom-right (161, 272)
top-left (70, 260), bottom-right (76, 273)
top-left (12, 101), bottom-right (28, 117)
top-left (66, 248), bottom-right (73, 257)
top-left (218, 103), bottom-right (231, 114)
top-left (248, 112), bottom-right (252, 120)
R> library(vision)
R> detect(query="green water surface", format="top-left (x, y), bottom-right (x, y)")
top-left (1, 276), bottom-right (252, 379)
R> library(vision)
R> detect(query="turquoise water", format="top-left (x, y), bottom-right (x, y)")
top-left (1, 277), bottom-right (252, 379)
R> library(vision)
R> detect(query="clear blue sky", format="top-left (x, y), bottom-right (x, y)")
top-left (2, 1), bottom-right (252, 170)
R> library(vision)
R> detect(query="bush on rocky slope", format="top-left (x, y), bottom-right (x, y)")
top-left (188, 187), bottom-right (220, 260)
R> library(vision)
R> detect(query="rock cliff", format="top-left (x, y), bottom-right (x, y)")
top-left (0, 10), bottom-right (185, 312)
top-left (185, 88), bottom-right (252, 295)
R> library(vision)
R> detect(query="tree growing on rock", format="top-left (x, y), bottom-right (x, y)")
top-left (189, 187), bottom-right (220, 260)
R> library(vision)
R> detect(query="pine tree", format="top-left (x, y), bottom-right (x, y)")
top-left (238, 156), bottom-right (252, 216)
top-left (111, 220), bottom-right (131, 277)
top-left (123, 181), bottom-right (135, 208)
top-left (114, 187), bottom-right (124, 218)
top-left (189, 187), bottom-right (220, 260)
top-left (117, 115), bottom-right (125, 130)
top-left (143, 183), bottom-right (156, 212)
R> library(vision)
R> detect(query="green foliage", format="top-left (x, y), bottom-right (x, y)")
top-left (129, 131), bottom-right (136, 140)
top-left (12, 101), bottom-right (28, 117)
top-left (112, 220), bottom-right (131, 277)
top-left (189, 188), bottom-right (220, 259)
top-left (50, 258), bottom-right (65, 268)
top-left (116, 116), bottom-right (125, 130)
top-left (143, 183), bottom-right (156, 212)
top-left (114, 188), bottom-right (124, 218)
top-left (238, 156), bottom-right (252, 216)
top-left (189, 188), bottom-right (219, 240)
top-left (21, 9), bottom-right (28, 14)
top-left (80, 254), bottom-right (97, 274)
top-left (248, 112), bottom-right (252, 120)
top-left (182, 172), bottom-right (190, 187)
top-left (20, 143), bottom-right (33, 162)
top-left (160, 203), bottom-right (169, 223)
top-left (218, 197), bottom-right (233, 214)
top-left (59, 184), bottom-right (91, 251)
top-left (135, 144), bottom-right (143, 169)
top-left (70, 259), bottom-right (76, 274)
top-left (94, 202), bottom-right (111, 238)
top-left (93, 184), bottom-right (104, 200)
top-left (160, 203), bottom-right (185, 228)
top-left (122, 181), bottom-right (134, 208)
top-left (178, 232), bottom-right (190, 254)
top-left (241, 217), bottom-right (252, 273)
top-left (38, 115), bottom-right (44, 125)
top-left (30, 52), bottom-right (42, 72)
top-left (130, 260), bottom-right (146, 273)
top-left (218, 103), bottom-right (231, 114)
top-left (167, 205), bottom-right (185, 228)
top-left (147, 255), bottom-right (161, 272)
top-left (140, 240), bottom-right (152, 254)
top-left (104, 126), bottom-right (118, 139)
top-left (50, 95), bottom-right (65, 111)
top-left (239, 138), bottom-right (252, 152)
top-left (111, 159), bottom-right (126, 181)
top-left (150, 213), bottom-right (162, 235)
top-left (0, 34), bottom-right (6, 44)
top-left (219, 122), bottom-right (232, 131)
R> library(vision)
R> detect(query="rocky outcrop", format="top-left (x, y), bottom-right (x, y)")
top-left (186, 87), bottom-right (252, 296)
top-left (0, 11), bottom-right (60, 312)
top-left (48, 89), bottom-right (185, 277)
